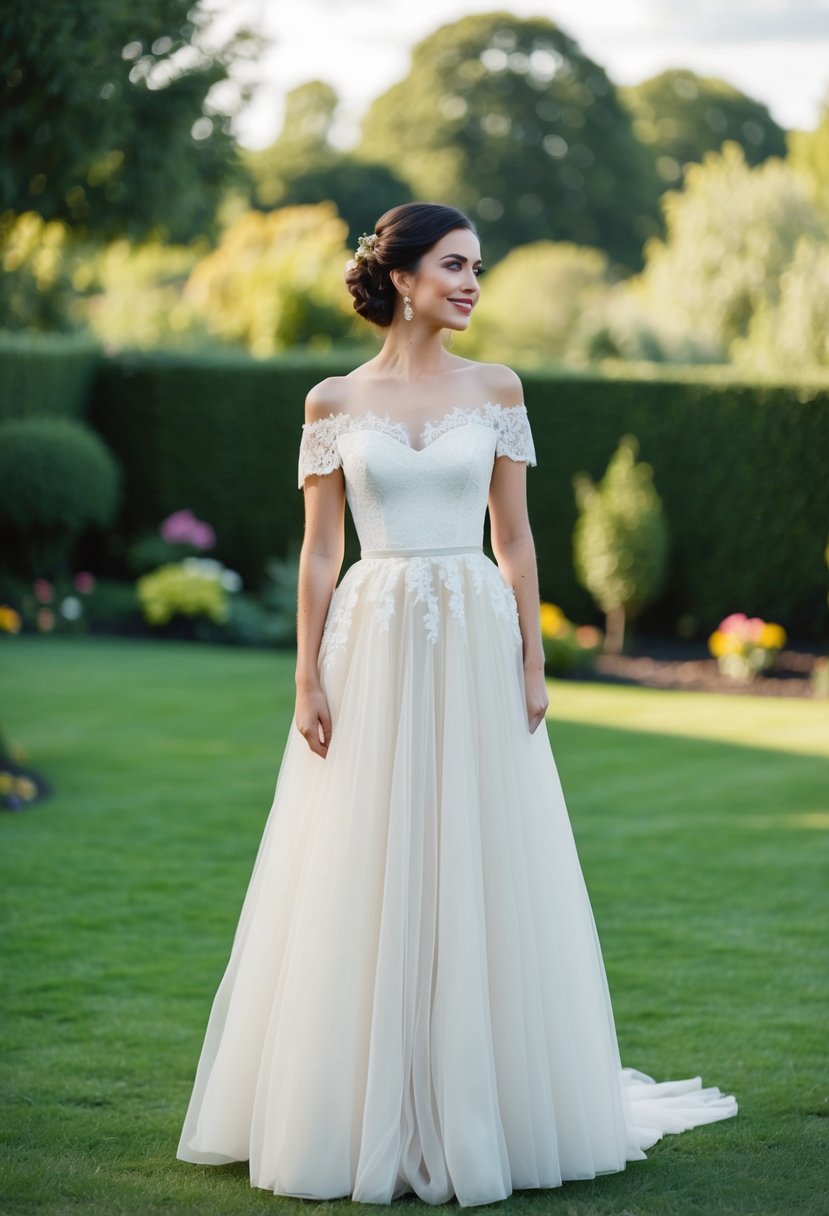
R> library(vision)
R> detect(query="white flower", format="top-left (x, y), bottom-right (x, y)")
top-left (220, 569), bottom-right (243, 593)
top-left (60, 596), bottom-right (83, 620)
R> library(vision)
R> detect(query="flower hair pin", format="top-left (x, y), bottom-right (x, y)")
top-left (354, 232), bottom-right (378, 263)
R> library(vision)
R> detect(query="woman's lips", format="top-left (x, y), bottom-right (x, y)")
top-left (448, 298), bottom-right (473, 314)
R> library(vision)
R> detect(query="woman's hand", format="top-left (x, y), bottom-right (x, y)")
top-left (523, 661), bottom-right (549, 734)
top-left (294, 683), bottom-right (332, 758)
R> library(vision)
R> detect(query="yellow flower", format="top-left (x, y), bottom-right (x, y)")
top-left (0, 773), bottom-right (13, 793)
top-left (14, 776), bottom-right (37, 800)
top-left (0, 605), bottom-right (21, 633)
top-left (708, 630), bottom-right (742, 658)
top-left (539, 602), bottom-right (567, 638)
top-left (759, 623), bottom-right (786, 650)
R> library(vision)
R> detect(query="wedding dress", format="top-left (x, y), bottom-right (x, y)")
top-left (176, 402), bottom-right (737, 1205)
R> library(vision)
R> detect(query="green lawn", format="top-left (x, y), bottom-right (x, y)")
top-left (2, 636), bottom-right (827, 1216)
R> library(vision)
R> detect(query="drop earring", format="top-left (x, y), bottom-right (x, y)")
top-left (403, 296), bottom-right (414, 321)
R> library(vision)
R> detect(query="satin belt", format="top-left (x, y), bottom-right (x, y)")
top-left (360, 544), bottom-right (484, 559)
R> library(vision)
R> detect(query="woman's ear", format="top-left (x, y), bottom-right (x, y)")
top-left (389, 268), bottom-right (410, 297)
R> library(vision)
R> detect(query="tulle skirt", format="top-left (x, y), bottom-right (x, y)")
top-left (176, 552), bottom-right (737, 1205)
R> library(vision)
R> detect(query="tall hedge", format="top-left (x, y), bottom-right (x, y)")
top-left (0, 331), bottom-right (101, 421)
top-left (90, 351), bottom-right (829, 643)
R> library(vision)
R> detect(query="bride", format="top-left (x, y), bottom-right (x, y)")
top-left (176, 201), bottom-right (737, 1206)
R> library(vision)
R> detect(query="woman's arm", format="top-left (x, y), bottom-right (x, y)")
top-left (295, 391), bottom-right (346, 758)
top-left (489, 456), bottom-right (549, 733)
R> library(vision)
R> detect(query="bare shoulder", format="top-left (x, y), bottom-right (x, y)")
top-left (304, 376), bottom-right (350, 424)
top-left (473, 361), bottom-right (525, 409)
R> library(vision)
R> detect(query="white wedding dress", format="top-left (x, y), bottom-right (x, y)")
top-left (176, 402), bottom-right (737, 1206)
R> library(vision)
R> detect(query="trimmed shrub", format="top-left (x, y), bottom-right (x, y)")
top-left (0, 330), bottom-right (101, 422)
top-left (0, 416), bottom-right (121, 576)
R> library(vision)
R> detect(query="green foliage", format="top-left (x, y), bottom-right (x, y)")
top-left (0, 1), bottom-right (257, 242)
top-left (89, 353), bottom-right (829, 643)
top-left (76, 237), bottom-right (206, 350)
top-left (621, 142), bottom-right (826, 361)
top-left (0, 329), bottom-right (100, 421)
top-left (572, 435), bottom-right (669, 652)
top-left (0, 415), bottom-right (121, 576)
top-left (182, 204), bottom-right (358, 356)
top-left (621, 70), bottom-right (786, 186)
top-left (787, 94), bottom-right (829, 219)
top-left (0, 211), bottom-right (76, 330)
top-left (136, 559), bottom-right (231, 626)
top-left (457, 241), bottom-right (612, 365)
top-left (358, 13), bottom-right (661, 268)
top-left (732, 235), bottom-right (829, 371)
top-left (245, 83), bottom-right (412, 246)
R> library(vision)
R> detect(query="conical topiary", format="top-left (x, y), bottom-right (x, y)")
top-left (572, 434), bottom-right (669, 655)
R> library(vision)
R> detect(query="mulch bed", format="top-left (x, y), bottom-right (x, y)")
top-left (557, 635), bottom-right (827, 699)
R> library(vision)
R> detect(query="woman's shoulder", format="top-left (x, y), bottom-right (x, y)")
top-left (303, 376), bottom-right (352, 424)
top-left (453, 357), bottom-right (524, 408)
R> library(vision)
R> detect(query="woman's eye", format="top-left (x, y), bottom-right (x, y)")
top-left (474, 267), bottom-right (486, 278)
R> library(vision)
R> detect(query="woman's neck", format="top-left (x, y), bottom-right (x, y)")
top-left (370, 323), bottom-right (455, 382)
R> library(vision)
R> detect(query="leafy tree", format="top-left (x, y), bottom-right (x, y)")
top-left (621, 70), bottom-right (786, 188)
top-left (626, 142), bottom-right (824, 359)
top-left (458, 241), bottom-right (612, 365)
top-left (0, 1), bottom-right (258, 241)
top-left (0, 211), bottom-right (75, 330)
top-left (358, 12), bottom-right (661, 268)
top-left (182, 203), bottom-right (358, 356)
top-left (245, 82), bottom-right (411, 245)
top-left (788, 93), bottom-right (829, 219)
top-left (732, 234), bottom-right (829, 371)
top-left (572, 435), bottom-right (669, 655)
top-left (245, 81), bottom-right (340, 206)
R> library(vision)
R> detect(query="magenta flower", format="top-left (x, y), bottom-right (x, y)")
top-left (74, 571), bottom-right (96, 594)
top-left (33, 579), bottom-right (53, 604)
top-left (160, 509), bottom-right (216, 550)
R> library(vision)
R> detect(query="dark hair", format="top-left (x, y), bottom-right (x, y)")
top-left (345, 202), bottom-right (477, 327)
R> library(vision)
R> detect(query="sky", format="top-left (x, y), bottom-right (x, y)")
top-left (209, 0), bottom-right (829, 149)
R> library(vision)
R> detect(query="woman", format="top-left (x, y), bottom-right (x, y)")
top-left (177, 202), bottom-right (737, 1206)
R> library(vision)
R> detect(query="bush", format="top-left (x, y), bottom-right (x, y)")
top-left (0, 416), bottom-right (121, 576)
top-left (0, 330), bottom-right (101, 423)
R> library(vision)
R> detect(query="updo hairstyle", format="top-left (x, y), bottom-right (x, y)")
top-left (344, 202), bottom-right (477, 327)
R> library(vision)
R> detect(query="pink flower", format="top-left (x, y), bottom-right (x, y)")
top-left (160, 509), bottom-right (216, 550)
top-left (189, 521), bottom-right (216, 550)
top-left (74, 571), bottom-right (95, 594)
top-left (33, 579), bottom-right (53, 604)
top-left (744, 617), bottom-right (765, 641)
top-left (718, 613), bottom-right (747, 635)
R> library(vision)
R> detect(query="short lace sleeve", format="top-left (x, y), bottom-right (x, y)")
top-left (495, 404), bottom-right (537, 466)
top-left (297, 415), bottom-right (347, 488)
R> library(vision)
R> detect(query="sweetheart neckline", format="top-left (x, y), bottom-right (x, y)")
top-left (302, 401), bottom-right (526, 454)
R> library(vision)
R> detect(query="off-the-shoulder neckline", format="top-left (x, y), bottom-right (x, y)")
top-left (302, 401), bottom-right (527, 452)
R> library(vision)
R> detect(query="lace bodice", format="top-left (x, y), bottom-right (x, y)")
top-left (297, 402), bottom-right (536, 554)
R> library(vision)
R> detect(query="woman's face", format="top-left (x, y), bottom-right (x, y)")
top-left (397, 227), bottom-right (483, 331)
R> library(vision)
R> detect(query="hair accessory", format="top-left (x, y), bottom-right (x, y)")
top-left (354, 232), bottom-right (379, 263)
top-left (403, 295), bottom-right (414, 321)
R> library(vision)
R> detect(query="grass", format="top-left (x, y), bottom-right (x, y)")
top-left (1, 636), bottom-right (827, 1216)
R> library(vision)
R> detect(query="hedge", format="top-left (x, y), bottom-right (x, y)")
top-left (0, 330), bottom-right (101, 422)
top-left (89, 351), bottom-right (829, 643)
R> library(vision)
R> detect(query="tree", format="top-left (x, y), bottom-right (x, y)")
top-left (0, 1), bottom-right (258, 241)
top-left (621, 70), bottom-right (786, 187)
top-left (626, 142), bottom-right (824, 359)
top-left (182, 203), bottom-right (357, 356)
top-left (732, 234), bottom-right (829, 371)
top-left (246, 82), bottom-right (411, 245)
top-left (358, 13), bottom-right (661, 268)
top-left (572, 435), bottom-right (669, 655)
top-left (788, 93), bottom-right (829, 219)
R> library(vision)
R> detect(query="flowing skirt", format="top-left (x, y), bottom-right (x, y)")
top-left (176, 553), bottom-right (737, 1205)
